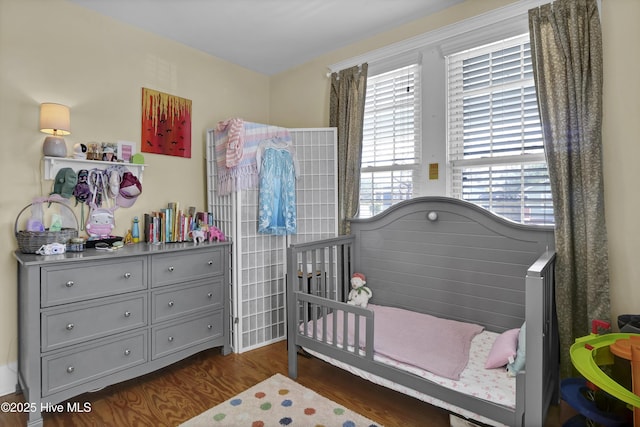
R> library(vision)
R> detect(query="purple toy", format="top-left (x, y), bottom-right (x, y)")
top-left (208, 226), bottom-right (226, 242)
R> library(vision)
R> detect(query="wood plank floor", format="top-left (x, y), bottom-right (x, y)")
top-left (0, 340), bottom-right (562, 427)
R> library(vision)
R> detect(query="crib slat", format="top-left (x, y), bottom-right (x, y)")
top-left (328, 246), bottom-right (335, 301)
top-left (353, 313), bottom-right (360, 355)
top-left (319, 247), bottom-right (326, 298)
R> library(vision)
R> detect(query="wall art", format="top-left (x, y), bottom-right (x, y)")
top-left (117, 140), bottom-right (137, 163)
top-left (141, 88), bottom-right (192, 158)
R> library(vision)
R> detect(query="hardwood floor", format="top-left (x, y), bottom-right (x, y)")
top-left (0, 340), bottom-right (562, 427)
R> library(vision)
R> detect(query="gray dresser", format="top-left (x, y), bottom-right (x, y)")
top-left (14, 242), bottom-right (231, 427)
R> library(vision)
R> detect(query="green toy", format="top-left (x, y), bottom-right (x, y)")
top-left (570, 324), bottom-right (640, 408)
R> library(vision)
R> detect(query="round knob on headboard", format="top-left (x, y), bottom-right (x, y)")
top-left (427, 211), bottom-right (438, 221)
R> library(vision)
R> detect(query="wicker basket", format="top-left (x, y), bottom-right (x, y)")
top-left (15, 200), bottom-right (79, 254)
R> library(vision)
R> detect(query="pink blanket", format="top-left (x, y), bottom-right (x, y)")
top-left (302, 304), bottom-right (483, 380)
top-left (214, 121), bottom-right (291, 195)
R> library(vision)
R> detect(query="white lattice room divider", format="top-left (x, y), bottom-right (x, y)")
top-left (206, 127), bottom-right (337, 352)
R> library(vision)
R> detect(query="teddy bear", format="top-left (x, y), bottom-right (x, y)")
top-left (347, 272), bottom-right (372, 308)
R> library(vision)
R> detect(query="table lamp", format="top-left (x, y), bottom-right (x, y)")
top-left (40, 103), bottom-right (70, 157)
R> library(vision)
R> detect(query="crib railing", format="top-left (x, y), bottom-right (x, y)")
top-left (288, 235), bottom-right (355, 301)
top-left (521, 250), bottom-right (558, 427)
top-left (287, 235), bottom-right (378, 377)
top-left (296, 292), bottom-right (374, 352)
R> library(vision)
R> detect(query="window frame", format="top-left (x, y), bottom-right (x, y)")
top-left (358, 58), bottom-right (422, 219)
top-left (339, 1), bottom-right (554, 222)
top-left (446, 34), bottom-right (553, 225)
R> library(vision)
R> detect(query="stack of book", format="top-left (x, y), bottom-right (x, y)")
top-left (144, 202), bottom-right (214, 243)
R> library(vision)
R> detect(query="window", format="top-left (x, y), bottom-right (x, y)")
top-left (447, 34), bottom-right (554, 225)
top-left (346, 3), bottom-right (555, 223)
top-left (359, 64), bottom-right (421, 218)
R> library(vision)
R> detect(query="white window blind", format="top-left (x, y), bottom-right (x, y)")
top-left (447, 34), bottom-right (554, 225)
top-left (359, 64), bottom-right (421, 218)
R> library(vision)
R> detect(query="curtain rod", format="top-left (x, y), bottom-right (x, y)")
top-left (326, 64), bottom-right (364, 79)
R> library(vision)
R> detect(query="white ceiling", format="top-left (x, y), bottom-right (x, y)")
top-left (68, 0), bottom-right (465, 75)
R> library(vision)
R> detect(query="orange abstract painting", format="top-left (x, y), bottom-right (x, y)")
top-left (141, 88), bottom-right (192, 158)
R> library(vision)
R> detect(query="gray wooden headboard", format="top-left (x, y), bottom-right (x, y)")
top-left (349, 196), bottom-right (555, 332)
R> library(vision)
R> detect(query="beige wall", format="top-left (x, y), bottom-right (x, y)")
top-left (0, 0), bottom-right (270, 394)
top-left (270, 0), bottom-right (515, 128)
top-left (601, 0), bottom-right (640, 321)
top-left (0, 0), bottom-right (637, 396)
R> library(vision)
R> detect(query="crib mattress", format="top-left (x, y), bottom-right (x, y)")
top-left (303, 329), bottom-right (513, 427)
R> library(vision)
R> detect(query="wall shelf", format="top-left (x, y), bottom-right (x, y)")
top-left (43, 157), bottom-right (147, 181)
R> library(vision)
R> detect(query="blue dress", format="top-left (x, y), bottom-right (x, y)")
top-left (258, 142), bottom-right (297, 235)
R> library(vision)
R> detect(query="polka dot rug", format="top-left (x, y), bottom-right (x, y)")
top-left (179, 373), bottom-right (382, 427)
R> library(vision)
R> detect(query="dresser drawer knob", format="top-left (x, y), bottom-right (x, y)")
top-left (207, 292), bottom-right (213, 298)
top-left (66, 366), bottom-right (74, 374)
top-left (208, 260), bottom-right (214, 265)
top-left (168, 266), bottom-right (175, 272)
top-left (66, 323), bottom-right (74, 331)
top-left (168, 301), bottom-right (174, 308)
top-left (65, 281), bottom-right (74, 288)
top-left (207, 324), bottom-right (213, 330)
top-left (124, 311), bottom-right (131, 318)
top-left (168, 336), bottom-right (174, 342)
top-left (124, 349), bottom-right (131, 356)
top-left (124, 272), bottom-right (132, 279)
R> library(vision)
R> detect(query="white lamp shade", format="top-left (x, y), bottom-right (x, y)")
top-left (40, 103), bottom-right (70, 136)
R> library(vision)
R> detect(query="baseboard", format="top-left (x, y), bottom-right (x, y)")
top-left (0, 362), bottom-right (18, 397)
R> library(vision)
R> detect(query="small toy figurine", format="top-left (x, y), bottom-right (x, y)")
top-left (347, 273), bottom-right (372, 308)
top-left (190, 229), bottom-right (206, 244)
top-left (208, 225), bottom-right (226, 242)
top-left (124, 229), bottom-right (134, 245)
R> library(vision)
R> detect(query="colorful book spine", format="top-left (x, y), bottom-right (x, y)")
top-left (142, 203), bottom-right (214, 244)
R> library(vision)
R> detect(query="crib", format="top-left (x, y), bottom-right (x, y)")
top-left (286, 196), bottom-right (559, 426)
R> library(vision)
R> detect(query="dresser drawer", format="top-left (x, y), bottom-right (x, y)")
top-left (42, 331), bottom-right (147, 396)
top-left (151, 248), bottom-right (223, 288)
top-left (41, 294), bottom-right (147, 352)
top-left (152, 311), bottom-right (223, 359)
top-left (152, 278), bottom-right (223, 324)
top-left (42, 258), bottom-right (146, 307)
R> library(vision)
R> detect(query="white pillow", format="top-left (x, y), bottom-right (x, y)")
top-left (507, 322), bottom-right (526, 376)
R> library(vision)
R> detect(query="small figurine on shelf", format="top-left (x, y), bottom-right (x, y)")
top-left (132, 216), bottom-right (140, 243)
top-left (195, 221), bottom-right (209, 243)
top-left (208, 225), bottom-right (226, 242)
top-left (195, 221), bottom-right (226, 243)
top-left (190, 229), bottom-right (206, 245)
top-left (123, 229), bottom-right (133, 245)
top-left (102, 147), bottom-right (115, 162)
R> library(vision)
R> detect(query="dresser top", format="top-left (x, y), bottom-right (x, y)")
top-left (14, 241), bottom-right (231, 266)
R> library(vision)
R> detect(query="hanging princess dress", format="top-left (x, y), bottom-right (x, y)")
top-left (256, 138), bottom-right (299, 235)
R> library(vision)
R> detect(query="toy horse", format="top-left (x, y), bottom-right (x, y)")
top-left (208, 226), bottom-right (226, 242)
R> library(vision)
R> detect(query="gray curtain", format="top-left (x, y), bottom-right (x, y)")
top-left (529, 0), bottom-right (609, 378)
top-left (329, 64), bottom-right (368, 235)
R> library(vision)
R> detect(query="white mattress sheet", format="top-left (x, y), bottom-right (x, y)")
top-left (303, 329), bottom-right (513, 427)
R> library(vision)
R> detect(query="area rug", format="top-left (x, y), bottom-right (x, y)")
top-left (179, 373), bottom-right (381, 426)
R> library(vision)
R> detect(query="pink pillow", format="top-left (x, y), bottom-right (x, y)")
top-left (485, 328), bottom-right (520, 369)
